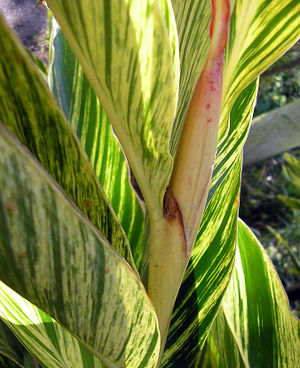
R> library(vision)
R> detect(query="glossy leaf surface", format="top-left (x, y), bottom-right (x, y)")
top-left (0, 15), bottom-right (135, 270)
top-left (212, 220), bottom-right (300, 367)
top-left (0, 125), bottom-right (160, 368)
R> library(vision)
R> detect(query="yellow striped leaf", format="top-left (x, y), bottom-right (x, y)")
top-left (0, 124), bottom-right (160, 368)
top-left (46, 0), bottom-right (179, 212)
top-left (211, 220), bottom-right (300, 367)
top-left (1, 283), bottom-right (105, 368)
top-left (49, 23), bottom-right (145, 272)
top-left (0, 15), bottom-right (135, 270)
top-left (219, 0), bottom-right (300, 142)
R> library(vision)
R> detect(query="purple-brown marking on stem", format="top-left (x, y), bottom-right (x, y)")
top-left (163, 187), bottom-right (187, 255)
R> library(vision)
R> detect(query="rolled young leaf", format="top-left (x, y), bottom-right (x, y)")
top-left (162, 77), bottom-right (259, 367)
top-left (147, 0), bottom-right (231, 348)
top-left (211, 220), bottom-right (300, 367)
top-left (0, 124), bottom-right (160, 368)
top-left (163, 0), bottom-right (300, 358)
top-left (0, 15), bottom-right (136, 270)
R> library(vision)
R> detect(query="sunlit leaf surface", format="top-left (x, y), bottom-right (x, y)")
top-left (46, 0), bottom-right (179, 211)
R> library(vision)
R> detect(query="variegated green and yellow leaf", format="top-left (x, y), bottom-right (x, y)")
top-left (0, 124), bottom-right (160, 368)
top-left (169, 0), bottom-right (211, 155)
top-left (0, 283), bottom-right (106, 368)
top-left (211, 220), bottom-right (300, 367)
top-left (157, 0), bottom-right (180, 117)
top-left (0, 15), bottom-right (135, 270)
top-left (193, 334), bottom-right (223, 368)
top-left (219, 0), bottom-right (300, 142)
top-left (46, 0), bottom-right (179, 213)
top-left (49, 23), bottom-right (145, 272)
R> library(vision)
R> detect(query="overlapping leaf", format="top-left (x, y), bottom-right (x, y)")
top-left (211, 220), bottom-right (300, 367)
top-left (0, 15), bottom-right (135, 269)
top-left (46, 0), bottom-right (179, 211)
top-left (49, 24), bottom-right (145, 272)
top-left (1, 283), bottom-right (105, 368)
top-left (0, 124), bottom-right (160, 368)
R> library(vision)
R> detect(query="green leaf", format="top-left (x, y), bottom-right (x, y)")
top-left (211, 78), bottom-right (259, 201)
top-left (0, 15), bottom-right (135, 270)
top-left (46, 0), bottom-right (179, 211)
top-left (49, 23), bottom-right (145, 272)
top-left (282, 153), bottom-right (300, 192)
top-left (194, 335), bottom-right (223, 368)
top-left (278, 195), bottom-right (300, 210)
top-left (169, 0), bottom-right (211, 155)
top-left (0, 319), bottom-right (24, 367)
top-left (219, 0), bottom-right (300, 142)
top-left (0, 124), bottom-right (160, 368)
top-left (24, 48), bottom-right (48, 79)
top-left (1, 282), bottom-right (105, 368)
top-left (211, 220), bottom-right (300, 367)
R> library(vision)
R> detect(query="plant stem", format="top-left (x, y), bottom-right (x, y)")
top-left (148, 0), bottom-right (230, 356)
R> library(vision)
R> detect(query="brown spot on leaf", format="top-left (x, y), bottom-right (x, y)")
top-left (82, 200), bottom-right (94, 209)
top-left (14, 52), bottom-right (22, 64)
top-left (4, 197), bottom-right (17, 213)
top-left (18, 252), bottom-right (27, 260)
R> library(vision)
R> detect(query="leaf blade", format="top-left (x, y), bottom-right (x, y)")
top-left (0, 15), bottom-right (135, 270)
top-left (0, 124), bottom-right (160, 368)
top-left (49, 23), bottom-right (145, 272)
top-left (0, 283), bottom-right (106, 368)
top-left (212, 220), bottom-right (300, 367)
top-left (46, 0), bottom-right (179, 211)
top-left (219, 0), bottom-right (300, 142)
